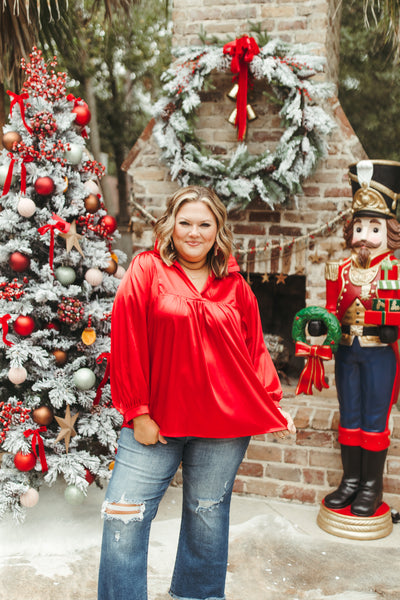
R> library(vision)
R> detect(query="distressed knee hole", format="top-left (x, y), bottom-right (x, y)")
top-left (101, 498), bottom-right (145, 523)
top-left (196, 488), bottom-right (227, 513)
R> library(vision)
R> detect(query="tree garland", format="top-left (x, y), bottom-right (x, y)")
top-left (153, 36), bottom-right (336, 209)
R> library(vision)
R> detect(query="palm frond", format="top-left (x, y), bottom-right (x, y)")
top-left (363, 0), bottom-right (400, 57)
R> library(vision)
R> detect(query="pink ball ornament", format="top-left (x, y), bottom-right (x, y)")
top-left (8, 366), bottom-right (27, 385)
top-left (17, 196), bottom-right (36, 218)
top-left (20, 488), bottom-right (39, 508)
top-left (115, 265), bottom-right (126, 280)
top-left (83, 180), bottom-right (100, 195)
top-left (85, 267), bottom-right (103, 287)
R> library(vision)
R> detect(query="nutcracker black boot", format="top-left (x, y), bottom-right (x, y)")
top-left (351, 448), bottom-right (387, 517)
top-left (324, 444), bottom-right (362, 509)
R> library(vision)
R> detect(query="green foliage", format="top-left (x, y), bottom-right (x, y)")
top-left (339, 0), bottom-right (400, 159)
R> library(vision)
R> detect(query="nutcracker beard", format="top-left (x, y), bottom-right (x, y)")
top-left (352, 240), bottom-right (381, 268)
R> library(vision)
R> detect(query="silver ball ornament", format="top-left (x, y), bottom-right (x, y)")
top-left (0, 164), bottom-right (16, 187)
top-left (55, 266), bottom-right (77, 285)
top-left (64, 143), bottom-right (84, 165)
top-left (64, 484), bottom-right (86, 505)
top-left (73, 367), bottom-right (96, 390)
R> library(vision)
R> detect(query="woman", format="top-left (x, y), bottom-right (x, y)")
top-left (98, 186), bottom-right (295, 600)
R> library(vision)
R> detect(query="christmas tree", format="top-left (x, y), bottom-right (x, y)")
top-left (0, 48), bottom-right (125, 521)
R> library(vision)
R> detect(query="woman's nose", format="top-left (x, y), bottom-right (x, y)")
top-left (188, 225), bottom-right (199, 236)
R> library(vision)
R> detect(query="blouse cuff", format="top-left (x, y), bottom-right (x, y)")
top-left (124, 404), bottom-right (150, 422)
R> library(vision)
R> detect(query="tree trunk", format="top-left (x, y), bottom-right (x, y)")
top-left (113, 141), bottom-right (130, 225)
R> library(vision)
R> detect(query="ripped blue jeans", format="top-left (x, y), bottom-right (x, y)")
top-left (98, 427), bottom-right (250, 600)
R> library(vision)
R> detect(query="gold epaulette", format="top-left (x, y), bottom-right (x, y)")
top-left (325, 261), bottom-right (339, 281)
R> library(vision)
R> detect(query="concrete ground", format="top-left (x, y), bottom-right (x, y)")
top-left (0, 481), bottom-right (399, 600)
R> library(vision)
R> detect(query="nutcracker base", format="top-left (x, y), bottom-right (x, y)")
top-left (317, 500), bottom-right (393, 540)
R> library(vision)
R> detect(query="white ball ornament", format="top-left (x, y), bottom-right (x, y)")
top-left (73, 367), bottom-right (96, 390)
top-left (64, 484), bottom-right (86, 505)
top-left (55, 266), bottom-right (77, 285)
top-left (64, 143), bottom-right (84, 165)
top-left (0, 164), bottom-right (16, 187)
top-left (85, 267), bottom-right (103, 287)
top-left (17, 196), bottom-right (37, 217)
top-left (20, 488), bottom-right (39, 508)
top-left (8, 366), bottom-right (28, 385)
top-left (83, 179), bottom-right (101, 195)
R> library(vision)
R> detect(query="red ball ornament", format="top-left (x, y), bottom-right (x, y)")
top-left (101, 215), bottom-right (118, 234)
top-left (72, 103), bottom-right (91, 126)
top-left (14, 451), bottom-right (36, 472)
top-left (13, 315), bottom-right (35, 336)
top-left (9, 251), bottom-right (30, 272)
top-left (85, 469), bottom-right (96, 485)
top-left (34, 176), bottom-right (55, 196)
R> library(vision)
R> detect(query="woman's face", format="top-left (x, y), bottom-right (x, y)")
top-left (172, 201), bottom-right (218, 266)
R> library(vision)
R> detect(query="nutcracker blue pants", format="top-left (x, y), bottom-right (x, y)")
top-left (335, 337), bottom-right (397, 447)
top-left (98, 427), bottom-right (250, 600)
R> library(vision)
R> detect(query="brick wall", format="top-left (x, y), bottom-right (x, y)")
top-left (121, 0), bottom-right (400, 511)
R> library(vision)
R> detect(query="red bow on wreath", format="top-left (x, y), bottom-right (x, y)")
top-left (24, 426), bottom-right (48, 472)
top-left (223, 36), bottom-right (260, 141)
top-left (294, 341), bottom-right (332, 395)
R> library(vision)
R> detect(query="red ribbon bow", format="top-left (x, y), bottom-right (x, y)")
top-left (24, 426), bottom-right (48, 472)
top-left (38, 213), bottom-right (69, 273)
top-left (294, 341), bottom-right (332, 395)
top-left (0, 314), bottom-right (13, 347)
top-left (20, 155), bottom-right (35, 195)
top-left (7, 91), bottom-right (33, 134)
top-left (1, 154), bottom-right (16, 197)
top-left (94, 352), bottom-right (111, 406)
top-left (223, 36), bottom-right (260, 141)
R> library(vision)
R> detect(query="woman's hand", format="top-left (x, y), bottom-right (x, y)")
top-left (273, 408), bottom-right (296, 440)
top-left (133, 414), bottom-right (167, 445)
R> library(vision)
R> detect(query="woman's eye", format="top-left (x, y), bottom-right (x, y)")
top-left (200, 223), bottom-right (211, 227)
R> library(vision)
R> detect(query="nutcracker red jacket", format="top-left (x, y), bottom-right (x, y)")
top-left (110, 248), bottom-right (287, 438)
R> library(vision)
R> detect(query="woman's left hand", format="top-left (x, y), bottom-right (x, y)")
top-left (273, 408), bottom-right (296, 440)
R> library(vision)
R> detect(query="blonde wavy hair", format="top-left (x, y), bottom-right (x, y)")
top-left (153, 186), bottom-right (234, 278)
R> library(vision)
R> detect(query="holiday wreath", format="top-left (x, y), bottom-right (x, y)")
top-left (153, 35), bottom-right (336, 209)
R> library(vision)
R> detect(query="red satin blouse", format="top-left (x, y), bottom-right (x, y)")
top-left (110, 248), bottom-right (287, 437)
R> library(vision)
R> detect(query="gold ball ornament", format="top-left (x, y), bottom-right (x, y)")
top-left (53, 348), bottom-right (68, 366)
top-left (104, 258), bottom-right (118, 275)
top-left (84, 193), bottom-right (100, 214)
top-left (32, 405), bottom-right (54, 426)
top-left (2, 131), bottom-right (22, 151)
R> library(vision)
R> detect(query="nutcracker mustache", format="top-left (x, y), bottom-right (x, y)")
top-left (351, 240), bottom-right (381, 268)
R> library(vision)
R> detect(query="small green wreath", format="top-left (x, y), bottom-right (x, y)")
top-left (153, 35), bottom-right (335, 209)
top-left (292, 306), bottom-right (342, 353)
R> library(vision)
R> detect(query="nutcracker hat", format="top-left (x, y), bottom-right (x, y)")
top-left (348, 159), bottom-right (400, 220)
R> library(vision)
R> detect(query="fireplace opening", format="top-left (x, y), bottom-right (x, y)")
top-left (248, 273), bottom-right (306, 379)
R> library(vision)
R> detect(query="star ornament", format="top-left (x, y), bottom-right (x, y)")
top-left (54, 405), bottom-right (79, 453)
top-left (59, 220), bottom-right (85, 257)
top-left (276, 272), bottom-right (287, 285)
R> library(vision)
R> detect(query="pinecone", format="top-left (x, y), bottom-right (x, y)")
top-left (160, 102), bottom-right (176, 121)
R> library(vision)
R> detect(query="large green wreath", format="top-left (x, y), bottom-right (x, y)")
top-left (153, 36), bottom-right (336, 209)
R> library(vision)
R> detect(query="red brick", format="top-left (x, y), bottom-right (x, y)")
top-left (311, 409), bottom-right (334, 431)
top-left (233, 479), bottom-right (245, 493)
top-left (383, 475), bottom-right (400, 494)
top-left (233, 223), bottom-right (266, 236)
top-left (265, 463), bottom-right (302, 482)
top-left (302, 468), bottom-right (325, 486)
top-left (269, 225), bottom-right (302, 237)
top-left (284, 447), bottom-right (309, 466)
top-left (386, 458), bottom-right (400, 475)
top-left (293, 407), bottom-right (314, 429)
top-left (247, 443), bottom-right (283, 462)
top-left (326, 469), bottom-right (342, 487)
top-left (296, 430), bottom-right (335, 447)
top-left (245, 479), bottom-right (282, 498)
top-left (249, 210), bottom-right (281, 223)
top-left (281, 484), bottom-right (316, 504)
top-left (309, 449), bottom-right (341, 469)
top-left (237, 461), bottom-right (263, 477)
top-left (324, 187), bottom-right (352, 198)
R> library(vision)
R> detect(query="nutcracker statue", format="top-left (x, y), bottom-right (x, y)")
top-left (293, 159), bottom-right (400, 539)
